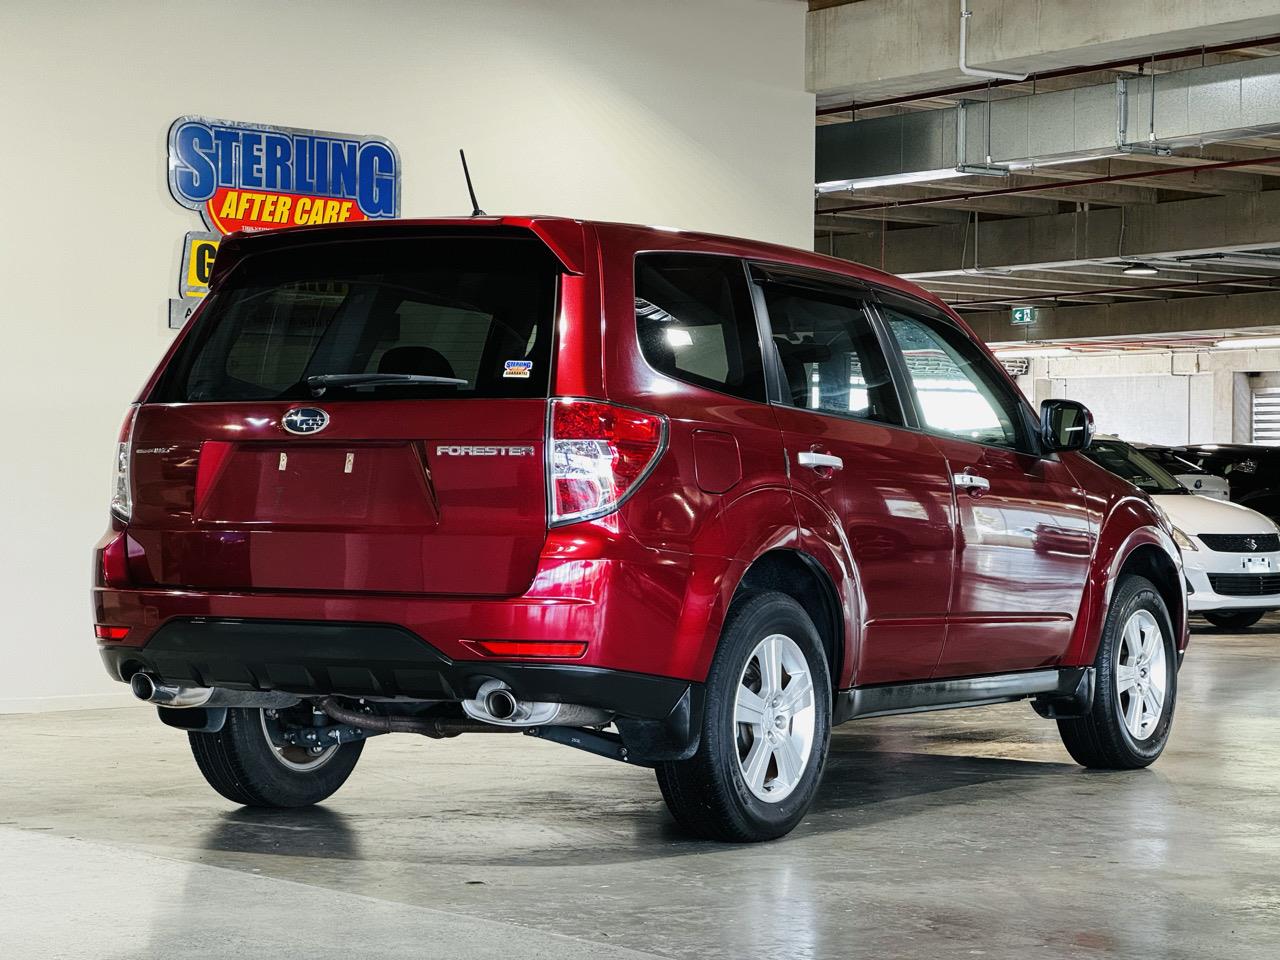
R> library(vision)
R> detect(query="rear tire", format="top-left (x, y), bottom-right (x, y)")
top-left (656, 591), bottom-right (831, 843)
top-left (1058, 575), bottom-right (1177, 769)
top-left (1202, 609), bottom-right (1265, 631)
top-left (189, 707), bottom-right (364, 808)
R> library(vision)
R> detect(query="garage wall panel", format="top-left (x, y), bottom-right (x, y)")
top-left (0, 0), bottom-right (813, 711)
top-left (1049, 374), bottom-right (1214, 446)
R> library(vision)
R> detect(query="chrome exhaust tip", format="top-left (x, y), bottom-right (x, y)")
top-left (129, 672), bottom-right (157, 701)
top-left (126, 674), bottom-right (297, 710)
top-left (462, 679), bottom-right (613, 728)
top-left (484, 687), bottom-right (519, 721)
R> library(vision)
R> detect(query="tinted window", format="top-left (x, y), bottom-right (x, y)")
top-left (1141, 448), bottom-right (1203, 475)
top-left (1085, 440), bottom-right (1185, 494)
top-left (153, 237), bottom-right (558, 402)
top-left (882, 307), bottom-right (1027, 450)
top-left (763, 285), bottom-right (901, 424)
top-left (635, 254), bottom-right (764, 402)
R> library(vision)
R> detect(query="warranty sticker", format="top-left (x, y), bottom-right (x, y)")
top-left (503, 360), bottom-right (533, 378)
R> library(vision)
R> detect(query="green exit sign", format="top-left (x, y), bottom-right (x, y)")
top-left (1011, 306), bottom-right (1037, 325)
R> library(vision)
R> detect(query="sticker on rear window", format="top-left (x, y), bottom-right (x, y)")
top-left (503, 360), bottom-right (533, 378)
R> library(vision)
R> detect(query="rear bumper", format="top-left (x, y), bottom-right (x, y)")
top-left (97, 616), bottom-right (693, 721)
top-left (99, 615), bottom-right (704, 762)
top-left (92, 527), bottom-right (729, 681)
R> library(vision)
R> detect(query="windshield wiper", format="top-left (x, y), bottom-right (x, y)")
top-left (306, 373), bottom-right (468, 397)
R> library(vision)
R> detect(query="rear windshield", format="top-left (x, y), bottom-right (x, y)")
top-left (152, 236), bottom-right (559, 402)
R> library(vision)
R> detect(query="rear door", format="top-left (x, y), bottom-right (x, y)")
top-left (876, 299), bottom-right (1094, 677)
top-left (129, 234), bottom-right (560, 596)
top-left (755, 270), bottom-right (956, 685)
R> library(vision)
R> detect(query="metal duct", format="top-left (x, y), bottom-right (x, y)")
top-left (816, 56), bottom-right (1280, 191)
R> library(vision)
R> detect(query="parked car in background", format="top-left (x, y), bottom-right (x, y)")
top-left (1087, 438), bottom-right (1280, 630)
top-left (1132, 443), bottom-right (1230, 501)
top-left (93, 217), bottom-right (1189, 842)
top-left (1176, 444), bottom-right (1280, 523)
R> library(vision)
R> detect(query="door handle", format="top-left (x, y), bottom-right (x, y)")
top-left (797, 451), bottom-right (844, 472)
top-left (953, 471), bottom-right (991, 492)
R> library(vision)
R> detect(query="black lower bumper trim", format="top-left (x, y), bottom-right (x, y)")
top-left (99, 617), bottom-right (697, 724)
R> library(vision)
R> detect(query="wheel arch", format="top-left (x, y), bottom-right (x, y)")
top-left (730, 549), bottom-right (846, 692)
top-left (1116, 542), bottom-right (1184, 641)
top-left (1067, 497), bottom-right (1187, 666)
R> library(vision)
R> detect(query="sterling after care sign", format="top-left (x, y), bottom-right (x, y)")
top-left (167, 116), bottom-right (401, 234)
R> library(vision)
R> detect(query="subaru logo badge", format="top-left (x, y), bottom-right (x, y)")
top-left (281, 407), bottom-right (330, 435)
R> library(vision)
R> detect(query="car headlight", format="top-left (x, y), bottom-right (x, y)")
top-left (1171, 527), bottom-right (1198, 552)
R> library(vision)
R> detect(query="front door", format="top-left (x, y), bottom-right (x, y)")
top-left (756, 273), bottom-right (956, 685)
top-left (878, 303), bottom-right (1094, 677)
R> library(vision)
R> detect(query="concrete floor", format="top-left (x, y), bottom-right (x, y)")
top-left (3, 621), bottom-right (1279, 960)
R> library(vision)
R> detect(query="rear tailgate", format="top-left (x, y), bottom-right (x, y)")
top-left (127, 231), bottom-right (562, 597)
top-left (128, 400), bottom-right (547, 595)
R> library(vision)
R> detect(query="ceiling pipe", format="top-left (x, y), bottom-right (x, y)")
top-left (818, 32), bottom-right (1280, 117)
top-left (817, 153), bottom-right (1280, 215)
top-left (959, 0), bottom-right (1028, 81)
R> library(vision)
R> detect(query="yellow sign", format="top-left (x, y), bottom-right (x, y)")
top-left (180, 231), bottom-right (220, 298)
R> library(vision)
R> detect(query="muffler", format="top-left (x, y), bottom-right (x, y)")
top-left (461, 679), bottom-right (613, 728)
top-left (129, 673), bottom-right (301, 710)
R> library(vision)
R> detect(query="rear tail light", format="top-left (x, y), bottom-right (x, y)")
top-left (99, 531), bottom-right (131, 587)
top-left (548, 398), bottom-right (667, 525)
top-left (94, 625), bottom-right (131, 641)
top-left (110, 405), bottom-right (139, 521)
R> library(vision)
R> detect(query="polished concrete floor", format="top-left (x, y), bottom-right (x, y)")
top-left (3, 620), bottom-right (1279, 960)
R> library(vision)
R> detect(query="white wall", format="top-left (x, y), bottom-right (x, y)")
top-left (0, 0), bottom-right (813, 712)
top-left (1046, 374), bottom-right (1214, 446)
top-left (1017, 347), bottom-right (1280, 445)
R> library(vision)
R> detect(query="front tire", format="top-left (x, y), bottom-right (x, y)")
top-left (189, 707), bottom-right (364, 808)
top-left (1058, 575), bottom-right (1177, 769)
top-left (1202, 609), bottom-right (1265, 630)
top-left (656, 591), bottom-right (832, 842)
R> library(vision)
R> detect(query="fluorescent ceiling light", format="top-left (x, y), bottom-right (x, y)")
top-left (816, 167), bottom-right (967, 194)
top-left (1122, 262), bottom-right (1159, 277)
top-left (1217, 336), bottom-right (1280, 349)
top-left (816, 163), bottom-right (1010, 194)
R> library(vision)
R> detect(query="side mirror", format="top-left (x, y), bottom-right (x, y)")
top-left (1040, 399), bottom-right (1094, 452)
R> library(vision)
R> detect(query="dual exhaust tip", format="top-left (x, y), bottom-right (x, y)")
top-left (131, 671), bottom-right (608, 729)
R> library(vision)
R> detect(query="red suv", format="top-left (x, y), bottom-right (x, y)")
top-left (94, 217), bottom-right (1187, 841)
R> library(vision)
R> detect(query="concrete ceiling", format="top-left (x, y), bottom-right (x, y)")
top-left (809, 4), bottom-right (1280, 344)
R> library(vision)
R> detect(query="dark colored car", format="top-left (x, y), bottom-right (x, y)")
top-left (1175, 444), bottom-right (1280, 522)
top-left (1132, 444), bottom-right (1231, 501)
top-left (94, 217), bottom-right (1187, 842)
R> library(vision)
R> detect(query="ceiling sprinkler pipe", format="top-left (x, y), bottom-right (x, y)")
top-left (959, 0), bottom-right (1028, 82)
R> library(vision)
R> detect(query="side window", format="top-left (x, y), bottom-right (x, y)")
top-left (882, 306), bottom-right (1028, 451)
top-left (635, 254), bottom-right (765, 402)
top-left (762, 284), bottom-right (902, 425)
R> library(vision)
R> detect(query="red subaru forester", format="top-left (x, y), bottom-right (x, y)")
top-left (94, 217), bottom-right (1186, 841)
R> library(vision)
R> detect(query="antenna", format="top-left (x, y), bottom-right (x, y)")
top-left (459, 149), bottom-right (486, 217)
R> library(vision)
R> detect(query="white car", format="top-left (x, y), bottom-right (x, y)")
top-left (1086, 438), bottom-right (1279, 630)
top-left (1132, 443), bottom-right (1231, 501)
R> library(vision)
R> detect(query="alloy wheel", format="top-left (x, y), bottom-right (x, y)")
top-left (734, 633), bottom-right (817, 803)
top-left (1115, 609), bottom-right (1168, 741)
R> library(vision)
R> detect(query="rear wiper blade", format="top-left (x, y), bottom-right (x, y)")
top-left (306, 373), bottom-right (468, 396)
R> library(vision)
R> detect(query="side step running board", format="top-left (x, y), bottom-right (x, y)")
top-left (834, 667), bottom-right (1094, 725)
